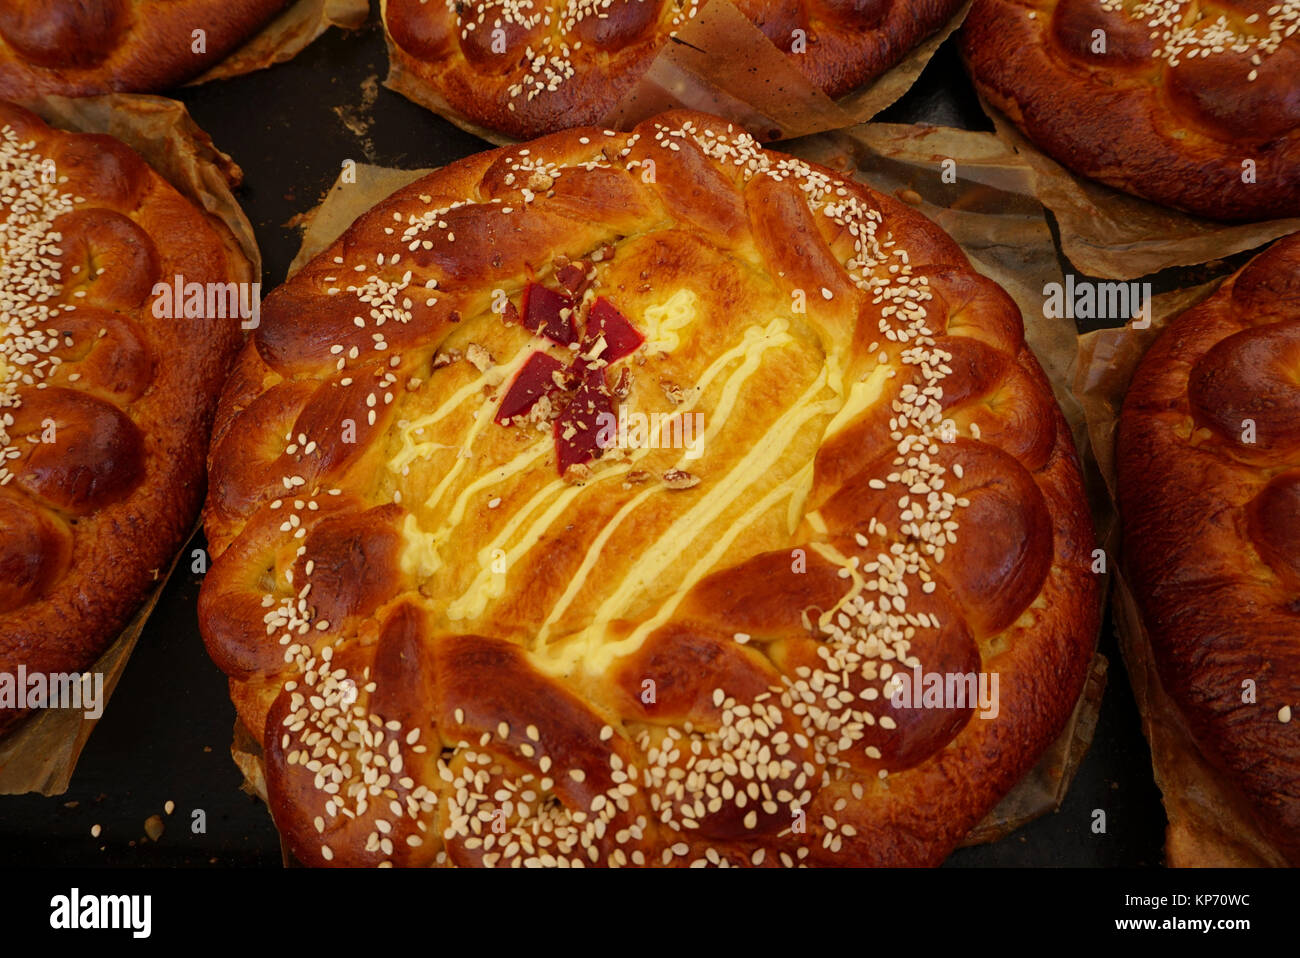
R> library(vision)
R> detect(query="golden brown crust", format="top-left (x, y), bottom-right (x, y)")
top-left (1118, 232), bottom-right (1300, 864)
top-left (960, 0), bottom-right (1300, 221)
top-left (0, 0), bottom-right (289, 96)
top-left (382, 0), bottom-right (967, 140)
top-left (199, 110), bottom-right (1099, 867)
top-left (0, 101), bottom-right (249, 735)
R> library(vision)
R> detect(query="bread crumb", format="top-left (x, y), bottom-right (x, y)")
top-left (144, 815), bottom-right (165, 842)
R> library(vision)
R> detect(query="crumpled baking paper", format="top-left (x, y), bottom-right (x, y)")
top-left (978, 99), bottom-right (1300, 280)
top-left (189, 0), bottom-right (369, 86)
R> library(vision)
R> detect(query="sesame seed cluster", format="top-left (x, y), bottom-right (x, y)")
top-left (1, 102), bottom-right (249, 741)
top-left (264, 524), bottom-right (441, 863)
top-left (1097, 0), bottom-right (1300, 79)
top-left (0, 123), bottom-right (77, 488)
top-left (449, 0), bottom-right (704, 107)
top-left (962, 0), bottom-right (1300, 219)
top-left (203, 112), bottom-right (1095, 866)
top-left (384, 0), bottom-right (969, 139)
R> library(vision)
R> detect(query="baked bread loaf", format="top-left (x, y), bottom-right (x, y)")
top-left (960, 0), bottom-right (1300, 221)
top-left (0, 102), bottom-right (249, 735)
top-left (199, 110), bottom-right (1099, 867)
top-left (0, 0), bottom-right (288, 97)
top-left (1117, 232), bottom-right (1300, 864)
top-left (382, 0), bottom-right (967, 140)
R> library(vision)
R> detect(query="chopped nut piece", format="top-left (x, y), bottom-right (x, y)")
top-left (431, 348), bottom-right (461, 369)
top-left (529, 393), bottom-right (555, 423)
top-left (466, 343), bottom-right (493, 372)
top-left (662, 469), bottom-right (700, 490)
top-left (563, 462), bottom-right (592, 484)
top-left (612, 368), bottom-right (632, 400)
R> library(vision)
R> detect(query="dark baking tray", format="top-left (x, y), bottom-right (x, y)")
top-left (0, 16), bottom-right (1168, 867)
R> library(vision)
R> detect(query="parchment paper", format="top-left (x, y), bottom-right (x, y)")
top-left (979, 99), bottom-right (1300, 281)
top-left (286, 163), bottom-right (432, 277)
top-left (383, 0), bottom-right (970, 146)
top-left (188, 0), bottom-right (369, 86)
top-left (1073, 282), bottom-right (1291, 867)
top-left (0, 95), bottom-right (259, 796)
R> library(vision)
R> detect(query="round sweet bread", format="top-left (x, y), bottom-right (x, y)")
top-left (960, 0), bottom-right (1300, 221)
top-left (381, 0), bottom-right (967, 140)
top-left (0, 0), bottom-right (288, 97)
top-left (199, 110), bottom-right (1099, 867)
top-left (0, 102), bottom-right (250, 735)
top-left (1117, 232), bottom-right (1300, 863)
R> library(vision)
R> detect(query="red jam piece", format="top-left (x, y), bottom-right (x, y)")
top-left (522, 283), bottom-right (576, 345)
top-left (495, 351), bottom-right (565, 424)
top-left (584, 297), bottom-right (644, 362)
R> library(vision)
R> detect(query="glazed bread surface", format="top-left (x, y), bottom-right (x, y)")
top-left (1118, 232), bottom-right (1300, 863)
top-left (382, 0), bottom-right (967, 139)
top-left (960, 0), bottom-right (1300, 220)
top-left (0, 0), bottom-right (289, 96)
top-left (199, 110), bottom-right (1099, 867)
top-left (0, 102), bottom-right (249, 734)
